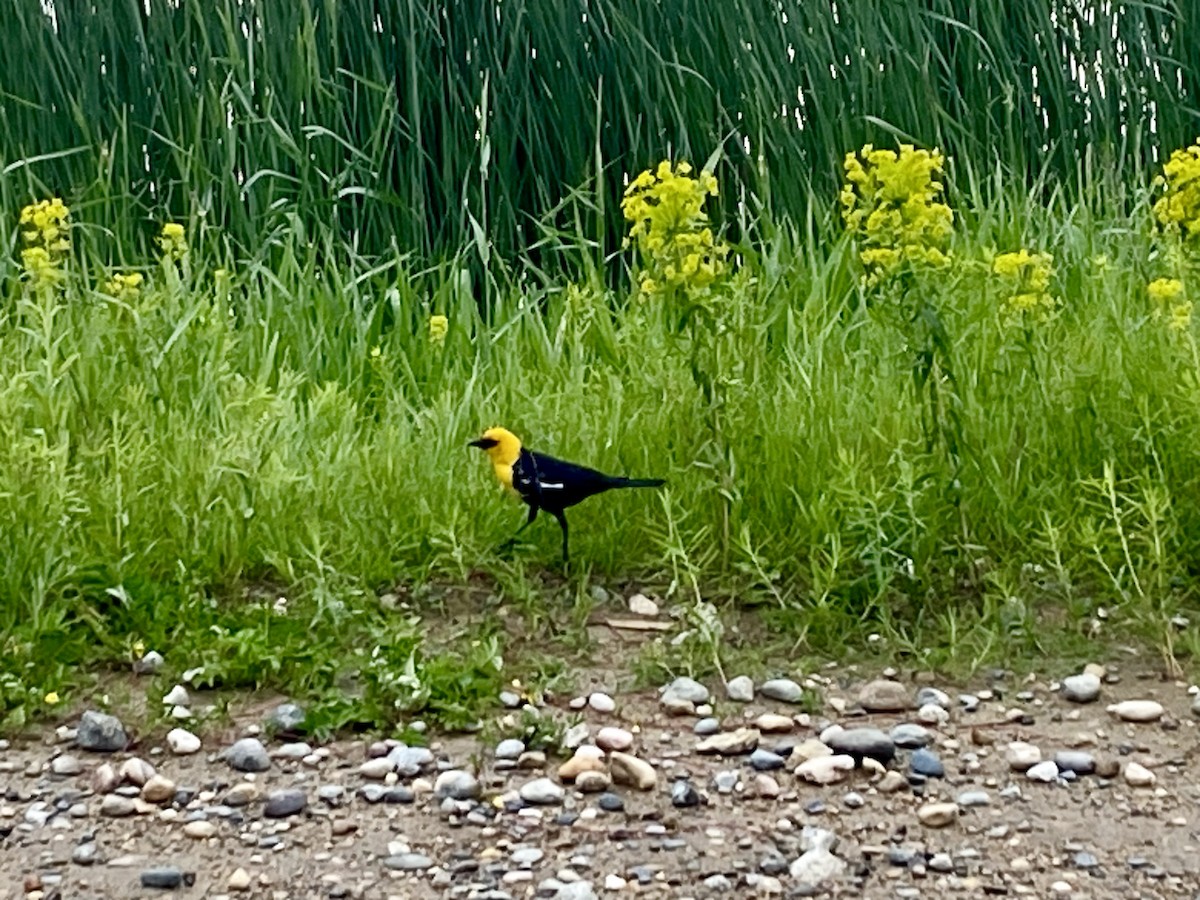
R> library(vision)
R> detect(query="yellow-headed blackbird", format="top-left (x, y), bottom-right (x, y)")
top-left (469, 426), bottom-right (665, 563)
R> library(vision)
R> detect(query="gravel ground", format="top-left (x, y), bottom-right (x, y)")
top-left (4, 661), bottom-right (1200, 900)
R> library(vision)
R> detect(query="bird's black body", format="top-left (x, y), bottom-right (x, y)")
top-left (505, 447), bottom-right (664, 563)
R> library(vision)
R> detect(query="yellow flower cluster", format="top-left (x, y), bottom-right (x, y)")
top-left (429, 314), bottom-right (448, 345)
top-left (1153, 138), bottom-right (1200, 244)
top-left (103, 272), bottom-right (145, 302)
top-left (18, 198), bottom-right (71, 287)
top-left (1147, 278), bottom-right (1192, 332)
top-left (157, 221), bottom-right (188, 260)
top-left (622, 160), bottom-right (729, 300)
top-left (992, 249), bottom-right (1059, 325)
top-left (841, 144), bottom-right (953, 286)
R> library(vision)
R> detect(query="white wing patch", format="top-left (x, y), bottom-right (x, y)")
top-left (538, 481), bottom-right (564, 490)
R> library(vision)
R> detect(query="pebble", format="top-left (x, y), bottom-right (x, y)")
top-left (162, 684), bottom-right (190, 707)
top-left (916, 686), bottom-right (951, 708)
top-left (1061, 673), bottom-right (1101, 703)
top-left (434, 770), bottom-right (481, 800)
top-left (75, 711), bottom-right (128, 752)
top-left (1054, 751), bottom-right (1096, 775)
top-left (670, 779), bottom-right (702, 808)
top-left (825, 728), bottom-right (895, 765)
top-left (496, 738), bottom-right (526, 760)
top-left (595, 727), bottom-right (633, 751)
top-left (957, 789), bottom-right (991, 807)
top-left (1005, 741), bottom-right (1042, 771)
top-left (141, 774), bottom-right (177, 803)
top-left (917, 703), bottom-right (950, 725)
top-left (134, 650), bottom-right (165, 674)
top-left (628, 593), bottom-right (658, 616)
top-left (1026, 760), bottom-right (1060, 782)
top-left (228, 868), bottom-right (252, 891)
top-left (265, 702), bottom-right (306, 733)
top-left (660, 677), bottom-right (709, 711)
top-left (760, 678), bottom-right (804, 704)
top-left (1123, 761), bottom-right (1156, 786)
top-left (100, 795), bottom-right (136, 817)
top-left (51, 754), bottom-right (83, 776)
top-left (588, 691), bottom-right (616, 713)
top-left (183, 820), bottom-right (216, 839)
top-left (384, 853), bottom-right (433, 871)
top-left (1192, 694), bottom-right (1200, 717)
top-left (754, 713), bottom-right (794, 733)
top-left (795, 755), bottom-right (854, 785)
top-left (225, 738), bottom-right (270, 772)
top-left (910, 748), bottom-right (944, 777)
top-left (609, 752), bottom-right (657, 790)
top-left (92, 762), bottom-right (119, 793)
top-left (120, 757), bottom-right (156, 786)
top-left (695, 727), bottom-right (760, 756)
top-left (166, 728), bottom-right (201, 755)
top-left (597, 792), bottom-right (624, 812)
top-left (388, 745), bottom-right (434, 775)
top-left (1108, 700), bottom-right (1164, 723)
top-left (859, 679), bottom-right (910, 712)
top-left (140, 867), bottom-right (186, 888)
top-left (890, 723), bottom-right (932, 749)
top-left (725, 676), bottom-right (755, 702)
top-left (692, 717), bottom-right (720, 736)
top-left (520, 777), bottom-right (565, 804)
top-left (72, 843), bottom-right (99, 865)
top-left (750, 748), bottom-right (786, 771)
top-left (576, 770), bottom-right (610, 793)
top-left (917, 802), bottom-right (959, 827)
top-left (263, 788), bottom-right (307, 817)
top-left (559, 749), bottom-right (606, 781)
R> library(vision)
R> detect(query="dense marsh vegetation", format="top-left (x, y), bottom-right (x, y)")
top-left (2, 1), bottom-right (1200, 733)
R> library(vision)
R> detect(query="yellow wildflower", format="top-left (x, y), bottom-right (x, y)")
top-left (622, 160), bottom-right (729, 302)
top-left (841, 143), bottom-right (953, 287)
top-left (1147, 278), bottom-right (1185, 303)
top-left (104, 271), bottom-right (145, 302)
top-left (1153, 138), bottom-right (1200, 244)
top-left (428, 314), bottom-right (449, 346)
top-left (17, 197), bottom-right (71, 287)
top-left (44, 691), bottom-right (60, 705)
top-left (993, 249), bottom-right (1059, 325)
top-left (158, 221), bottom-right (188, 261)
top-left (1169, 300), bottom-right (1193, 332)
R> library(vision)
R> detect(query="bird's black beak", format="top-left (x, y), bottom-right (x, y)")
top-left (468, 437), bottom-right (498, 450)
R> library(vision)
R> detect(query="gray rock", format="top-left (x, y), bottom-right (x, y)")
top-left (384, 853), bottom-right (433, 871)
top-left (597, 792), bottom-right (624, 812)
top-left (825, 728), bottom-right (895, 765)
top-left (512, 847), bottom-right (545, 866)
top-left (760, 678), bottom-right (804, 703)
top-left (499, 690), bottom-right (522, 708)
top-left (713, 770), bottom-right (739, 792)
top-left (661, 676), bottom-right (709, 706)
top-left (140, 867), bottom-right (185, 889)
top-left (915, 687), bottom-right (951, 709)
top-left (858, 679), bottom-right (910, 712)
top-left (262, 788), bottom-right (307, 817)
top-left (890, 723), bottom-right (931, 749)
top-left (670, 780), bottom-right (702, 808)
top-left (1061, 674), bottom-right (1101, 703)
top-left (133, 650), bottom-right (165, 675)
top-left (956, 789), bottom-right (991, 807)
top-left (75, 711), bottom-right (128, 752)
top-left (725, 676), bottom-right (755, 703)
top-left (265, 702), bottom-right (306, 732)
top-left (551, 884), bottom-right (598, 900)
top-left (519, 777), bottom-right (565, 805)
top-left (51, 754), bottom-right (83, 776)
top-left (100, 795), bottom-right (135, 817)
top-left (1192, 694), bottom-right (1200, 717)
top-left (910, 749), bottom-right (944, 778)
top-left (72, 842), bottom-right (98, 865)
top-left (496, 739), bottom-right (525, 760)
top-left (750, 748), bottom-right (786, 771)
top-left (959, 694), bottom-right (980, 713)
top-left (225, 738), bottom-right (270, 772)
top-left (388, 745), bottom-right (434, 776)
top-left (434, 770), bottom-right (481, 801)
top-left (693, 717), bottom-right (720, 736)
top-left (1054, 751), bottom-right (1096, 775)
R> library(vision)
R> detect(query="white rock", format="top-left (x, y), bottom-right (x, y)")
top-left (118, 757), bottom-right (156, 787)
top-left (166, 728), bottom-right (201, 755)
top-left (628, 593), bottom-right (659, 616)
top-left (1107, 700), bottom-right (1164, 723)
top-left (595, 727), bottom-right (634, 752)
top-left (359, 758), bottom-right (395, 780)
top-left (917, 802), bottom-right (959, 827)
top-left (1026, 760), bottom-right (1059, 782)
top-left (588, 692), bottom-right (616, 714)
top-left (724, 676), bottom-right (755, 703)
top-left (162, 685), bottom-right (190, 707)
top-left (1005, 741), bottom-right (1042, 771)
top-left (794, 755), bottom-right (854, 785)
top-left (183, 820), bottom-right (216, 838)
top-left (1060, 673), bottom-right (1101, 703)
top-left (1123, 762), bottom-right (1157, 786)
top-left (604, 874), bottom-right (627, 891)
top-left (518, 777), bottom-right (565, 805)
top-left (228, 868), bottom-right (252, 891)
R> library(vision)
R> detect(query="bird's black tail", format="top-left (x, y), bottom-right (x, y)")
top-left (607, 476), bottom-right (666, 489)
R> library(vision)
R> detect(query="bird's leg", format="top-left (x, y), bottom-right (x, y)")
top-left (500, 505), bottom-right (539, 550)
top-left (551, 509), bottom-right (569, 565)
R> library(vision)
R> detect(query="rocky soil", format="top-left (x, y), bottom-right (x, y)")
top-left (4, 662), bottom-right (1200, 899)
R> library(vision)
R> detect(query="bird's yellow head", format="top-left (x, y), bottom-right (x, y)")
top-left (468, 426), bottom-right (522, 468)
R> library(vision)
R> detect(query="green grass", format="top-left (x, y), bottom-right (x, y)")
top-left (3, 154), bottom-right (1200, 736)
